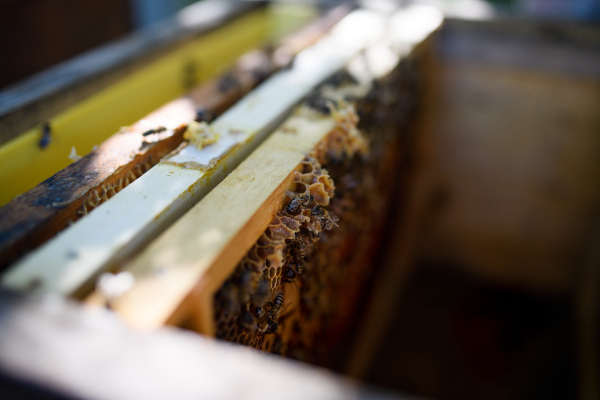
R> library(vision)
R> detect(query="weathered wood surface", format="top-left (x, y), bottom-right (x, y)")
top-left (0, 289), bottom-right (408, 400)
top-left (0, 6), bottom-right (349, 272)
top-left (1, 9), bottom-right (385, 297)
top-left (81, 6), bottom-right (442, 331)
top-left (93, 113), bottom-right (337, 333)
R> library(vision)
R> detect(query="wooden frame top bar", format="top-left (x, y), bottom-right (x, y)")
top-left (0, 4), bottom-right (349, 273)
top-left (2, 9), bottom-right (390, 297)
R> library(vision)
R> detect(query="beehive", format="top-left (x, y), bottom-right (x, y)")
top-left (211, 63), bottom-right (417, 366)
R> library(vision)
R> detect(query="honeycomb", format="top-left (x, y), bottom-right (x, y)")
top-left (214, 155), bottom-right (337, 349)
top-left (213, 62), bottom-right (419, 367)
top-left (79, 160), bottom-right (152, 215)
top-left (214, 99), bottom-right (365, 350)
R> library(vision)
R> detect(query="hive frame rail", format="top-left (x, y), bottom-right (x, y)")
top-left (0, 4), bottom-right (350, 273)
top-left (82, 6), bottom-right (445, 334)
top-left (2, 9), bottom-right (392, 297)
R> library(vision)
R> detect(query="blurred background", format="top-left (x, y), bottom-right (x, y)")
top-left (1, 0), bottom-right (600, 90)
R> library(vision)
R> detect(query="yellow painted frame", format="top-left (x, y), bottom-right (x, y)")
top-left (0, 5), bottom-right (315, 206)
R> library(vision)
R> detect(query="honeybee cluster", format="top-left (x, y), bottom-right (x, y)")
top-left (213, 64), bottom-right (415, 364)
top-left (214, 156), bottom-right (338, 349)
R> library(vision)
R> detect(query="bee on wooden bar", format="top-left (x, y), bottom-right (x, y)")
top-left (195, 106), bottom-right (214, 123)
top-left (218, 71), bottom-right (240, 93)
top-left (325, 70), bottom-right (358, 88)
top-left (142, 126), bottom-right (167, 136)
top-left (238, 312), bottom-right (257, 333)
top-left (38, 122), bottom-right (51, 149)
top-left (304, 92), bottom-right (334, 115)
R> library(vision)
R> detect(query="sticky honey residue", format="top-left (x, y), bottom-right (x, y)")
top-left (183, 121), bottom-right (220, 150)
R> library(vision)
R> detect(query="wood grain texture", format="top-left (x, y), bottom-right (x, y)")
top-left (0, 6), bottom-right (349, 272)
top-left (0, 59), bottom-right (251, 271)
top-left (2, 8), bottom-right (383, 297)
top-left (100, 114), bottom-right (336, 333)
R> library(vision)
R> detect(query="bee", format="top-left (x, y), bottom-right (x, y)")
top-left (282, 267), bottom-right (297, 283)
top-left (325, 70), bottom-right (358, 88)
top-left (257, 319), bottom-right (269, 334)
top-left (258, 319), bottom-right (278, 334)
top-left (268, 293), bottom-right (291, 321)
top-left (253, 279), bottom-right (271, 307)
top-left (311, 206), bottom-right (337, 231)
top-left (195, 106), bottom-right (214, 123)
top-left (304, 92), bottom-right (333, 115)
top-left (294, 259), bottom-right (305, 275)
top-left (285, 196), bottom-right (303, 216)
top-left (218, 71), bottom-right (240, 93)
top-left (142, 126), bottom-right (167, 136)
top-left (273, 293), bottom-right (284, 310)
top-left (298, 193), bottom-right (314, 207)
top-left (38, 122), bottom-right (51, 149)
top-left (311, 205), bottom-right (323, 218)
top-left (238, 312), bottom-right (257, 333)
top-left (291, 237), bottom-right (306, 259)
top-left (265, 320), bottom-right (278, 335)
top-left (308, 230), bottom-right (321, 242)
top-left (254, 306), bottom-right (266, 319)
top-left (284, 192), bottom-right (314, 216)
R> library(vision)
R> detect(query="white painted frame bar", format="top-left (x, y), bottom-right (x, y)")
top-left (90, 6), bottom-right (444, 331)
top-left (2, 9), bottom-right (392, 296)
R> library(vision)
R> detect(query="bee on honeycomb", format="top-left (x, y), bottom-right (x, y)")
top-left (213, 93), bottom-right (372, 356)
